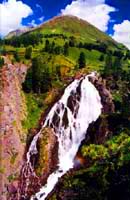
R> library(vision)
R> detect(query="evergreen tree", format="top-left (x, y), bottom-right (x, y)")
top-left (41, 66), bottom-right (51, 93)
top-left (69, 36), bottom-right (75, 47)
top-left (0, 38), bottom-right (4, 46)
top-left (14, 50), bottom-right (20, 62)
top-left (32, 57), bottom-right (43, 93)
top-left (78, 42), bottom-right (83, 48)
top-left (127, 50), bottom-right (130, 59)
top-left (44, 40), bottom-right (50, 52)
top-left (50, 41), bottom-right (55, 53)
top-left (103, 53), bottom-right (112, 76)
top-left (0, 57), bottom-right (4, 68)
top-left (78, 52), bottom-right (86, 69)
top-left (31, 56), bottom-right (51, 93)
top-left (113, 56), bottom-right (122, 76)
top-left (22, 67), bottom-right (32, 92)
top-left (54, 46), bottom-right (61, 55)
top-left (2, 46), bottom-right (7, 56)
top-left (25, 45), bottom-right (32, 59)
top-left (99, 54), bottom-right (104, 61)
top-left (63, 42), bottom-right (69, 56)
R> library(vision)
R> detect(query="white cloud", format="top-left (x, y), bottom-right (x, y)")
top-left (28, 20), bottom-right (37, 27)
top-left (112, 20), bottom-right (130, 49)
top-left (61, 0), bottom-right (116, 32)
top-left (36, 4), bottom-right (43, 13)
top-left (39, 16), bottom-right (44, 23)
top-left (0, 0), bottom-right (33, 37)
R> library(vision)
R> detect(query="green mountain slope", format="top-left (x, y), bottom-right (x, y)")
top-left (34, 15), bottom-right (119, 47)
top-left (6, 15), bottom-right (119, 46)
top-left (2, 15), bottom-right (129, 73)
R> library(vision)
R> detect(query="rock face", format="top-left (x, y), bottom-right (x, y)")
top-left (36, 127), bottom-right (58, 179)
top-left (0, 59), bottom-right (27, 200)
top-left (88, 74), bottom-right (114, 114)
top-left (87, 74), bottom-right (114, 144)
top-left (18, 127), bottom-right (58, 199)
top-left (5, 27), bottom-right (34, 39)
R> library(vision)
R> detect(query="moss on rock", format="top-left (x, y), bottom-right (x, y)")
top-left (35, 127), bottom-right (58, 179)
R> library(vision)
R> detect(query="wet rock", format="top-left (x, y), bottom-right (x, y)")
top-left (89, 74), bottom-right (114, 114)
top-left (7, 184), bottom-right (17, 194)
top-left (18, 127), bottom-right (58, 199)
top-left (77, 74), bottom-right (115, 146)
top-left (36, 127), bottom-right (59, 182)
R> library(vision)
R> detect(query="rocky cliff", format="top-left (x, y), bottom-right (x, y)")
top-left (0, 58), bottom-right (27, 200)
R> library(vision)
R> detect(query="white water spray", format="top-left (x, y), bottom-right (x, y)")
top-left (27, 74), bottom-right (102, 200)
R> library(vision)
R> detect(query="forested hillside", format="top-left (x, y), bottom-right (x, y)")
top-left (1, 15), bottom-right (130, 200)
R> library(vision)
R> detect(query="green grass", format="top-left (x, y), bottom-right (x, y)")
top-left (69, 47), bottom-right (101, 63)
top-left (22, 93), bottom-right (46, 131)
top-left (34, 16), bottom-right (119, 47)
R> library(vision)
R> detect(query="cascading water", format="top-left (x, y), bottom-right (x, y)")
top-left (24, 73), bottom-right (102, 200)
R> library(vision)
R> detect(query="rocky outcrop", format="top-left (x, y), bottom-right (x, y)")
top-left (36, 127), bottom-right (58, 179)
top-left (5, 27), bottom-right (34, 39)
top-left (18, 127), bottom-right (58, 199)
top-left (0, 59), bottom-right (27, 200)
top-left (85, 74), bottom-right (115, 144)
top-left (88, 74), bottom-right (114, 114)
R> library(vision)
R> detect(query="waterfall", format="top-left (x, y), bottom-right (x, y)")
top-left (27, 73), bottom-right (102, 200)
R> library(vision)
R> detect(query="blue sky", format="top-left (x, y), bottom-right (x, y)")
top-left (21, 0), bottom-right (130, 35)
top-left (0, 0), bottom-right (130, 48)
top-left (106, 0), bottom-right (130, 34)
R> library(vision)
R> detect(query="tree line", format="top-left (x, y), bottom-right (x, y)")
top-left (44, 40), bottom-right (69, 56)
top-left (3, 33), bottom-right (43, 47)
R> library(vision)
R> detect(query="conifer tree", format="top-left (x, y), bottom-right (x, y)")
top-left (0, 57), bottom-right (4, 68)
top-left (78, 52), bottom-right (86, 69)
top-left (63, 42), bottom-right (69, 56)
top-left (103, 53), bottom-right (112, 76)
top-left (25, 45), bottom-right (32, 59)
top-left (44, 40), bottom-right (50, 52)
